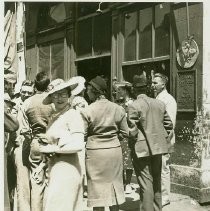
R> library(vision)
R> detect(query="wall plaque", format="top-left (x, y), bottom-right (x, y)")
top-left (176, 38), bottom-right (199, 69)
top-left (177, 70), bottom-right (196, 112)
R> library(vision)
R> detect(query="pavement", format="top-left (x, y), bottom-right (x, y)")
top-left (83, 183), bottom-right (210, 211)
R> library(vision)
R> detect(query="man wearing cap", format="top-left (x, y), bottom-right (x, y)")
top-left (4, 73), bottom-right (17, 97)
top-left (20, 71), bottom-right (53, 211)
top-left (10, 80), bottom-right (34, 211)
top-left (127, 74), bottom-right (173, 211)
top-left (152, 73), bottom-right (177, 207)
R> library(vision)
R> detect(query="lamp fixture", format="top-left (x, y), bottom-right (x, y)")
top-left (96, 2), bottom-right (103, 14)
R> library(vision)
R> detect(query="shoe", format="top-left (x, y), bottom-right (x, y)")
top-left (83, 191), bottom-right (88, 198)
top-left (125, 184), bottom-right (132, 194)
top-left (162, 201), bottom-right (170, 207)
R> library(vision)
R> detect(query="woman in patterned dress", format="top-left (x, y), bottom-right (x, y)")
top-left (113, 81), bottom-right (134, 194)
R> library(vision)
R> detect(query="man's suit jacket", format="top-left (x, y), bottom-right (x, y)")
top-left (127, 94), bottom-right (173, 158)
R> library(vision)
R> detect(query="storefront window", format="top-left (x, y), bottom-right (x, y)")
top-left (93, 13), bottom-right (111, 55)
top-left (77, 19), bottom-right (92, 58)
top-left (39, 44), bottom-right (50, 75)
top-left (124, 11), bottom-right (137, 61)
top-left (123, 3), bottom-right (170, 62)
top-left (76, 13), bottom-right (111, 59)
top-left (38, 39), bottom-right (64, 79)
top-left (51, 40), bottom-right (64, 79)
top-left (155, 3), bottom-right (170, 57)
top-left (26, 45), bottom-right (37, 80)
top-left (139, 7), bottom-right (152, 59)
top-left (37, 3), bottom-right (66, 30)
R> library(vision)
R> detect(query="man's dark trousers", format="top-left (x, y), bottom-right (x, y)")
top-left (134, 154), bottom-right (162, 211)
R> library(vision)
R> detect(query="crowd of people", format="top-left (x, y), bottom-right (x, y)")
top-left (4, 70), bottom-right (177, 211)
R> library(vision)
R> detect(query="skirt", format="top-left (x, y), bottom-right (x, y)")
top-left (86, 146), bottom-right (125, 207)
top-left (44, 154), bottom-right (83, 211)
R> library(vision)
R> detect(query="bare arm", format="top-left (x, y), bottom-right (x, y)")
top-left (118, 107), bottom-right (129, 140)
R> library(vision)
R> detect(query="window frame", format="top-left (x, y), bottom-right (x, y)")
top-left (122, 3), bottom-right (171, 66)
top-left (37, 38), bottom-right (65, 79)
top-left (75, 10), bottom-right (112, 61)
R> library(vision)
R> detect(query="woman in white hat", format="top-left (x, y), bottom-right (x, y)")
top-left (39, 78), bottom-right (85, 211)
top-left (69, 76), bottom-right (88, 197)
top-left (70, 76), bottom-right (88, 111)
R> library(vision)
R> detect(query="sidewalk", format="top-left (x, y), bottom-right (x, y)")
top-left (83, 183), bottom-right (210, 211)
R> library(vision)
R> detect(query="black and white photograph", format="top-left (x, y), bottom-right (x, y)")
top-left (3, 1), bottom-right (210, 211)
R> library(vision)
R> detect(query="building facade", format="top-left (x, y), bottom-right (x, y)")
top-left (24, 2), bottom-right (210, 203)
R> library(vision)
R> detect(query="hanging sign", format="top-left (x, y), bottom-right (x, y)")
top-left (176, 38), bottom-right (199, 69)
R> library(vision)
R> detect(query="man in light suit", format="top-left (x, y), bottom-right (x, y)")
top-left (127, 74), bottom-right (173, 211)
top-left (152, 73), bottom-right (177, 207)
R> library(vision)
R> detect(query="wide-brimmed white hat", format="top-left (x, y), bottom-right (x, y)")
top-left (69, 76), bottom-right (86, 96)
top-left (43, 78), bottom-right (78, 104)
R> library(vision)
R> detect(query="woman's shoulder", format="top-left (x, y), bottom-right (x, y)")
top-left (58, 108), bottom-right (81, 121)
top-left (66, 108), bottom-right (80, 115)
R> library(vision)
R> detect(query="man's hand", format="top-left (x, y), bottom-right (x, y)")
top-left (15, 135), bottom-right (25, 147)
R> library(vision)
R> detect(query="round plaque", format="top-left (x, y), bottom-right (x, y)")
top-left (176, 38), bottom-right (199, 69)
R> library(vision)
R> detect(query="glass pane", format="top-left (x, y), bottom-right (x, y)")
top-left (26, 45), bottom-right (37, 80)
top-left (77, 19), bottom-right (92, 58)
top-left (39, 44), bottom-right (50, 76)
top-left (51, 39), bottom-right (64, 80)
top-left (124, 12), bottom-right (137, 61)
top-left (93, 13), bottom-right (111, 55)
top-left (155, 3), bottom-right (170, 57)
top-left (77, 3), bottom-right (98, 17)
top-left (122, 64), bottom-right (143, 83)
top-left (49, 3), bottom-right (66, 23)
top-left (139, 7), bottom-right (152, 59)
top-left (37, 3), bottom-right (66, 30)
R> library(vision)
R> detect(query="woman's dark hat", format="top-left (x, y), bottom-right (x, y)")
top-left (89, 76), bottom-right (107, 94)
top-left (133, 74), bottom-right (147, 88)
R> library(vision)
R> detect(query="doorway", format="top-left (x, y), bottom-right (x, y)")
top-left (76, 56), bottom-right (111, 100)
top-left (122, 59), bottom-right (170, 97)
